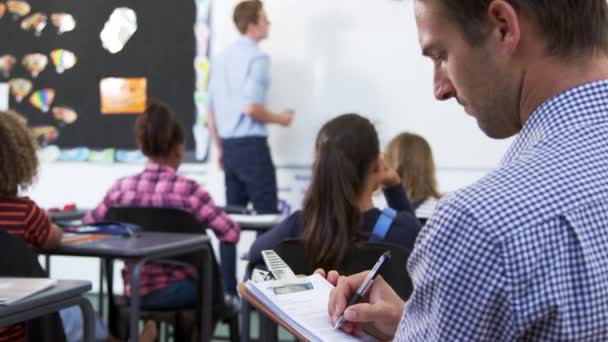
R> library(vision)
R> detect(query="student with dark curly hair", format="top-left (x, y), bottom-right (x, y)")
top-left (0, 110), bottom-right (156, 342)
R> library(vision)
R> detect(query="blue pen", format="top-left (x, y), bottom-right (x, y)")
top-left (334, 251), bottom-right (391, 330)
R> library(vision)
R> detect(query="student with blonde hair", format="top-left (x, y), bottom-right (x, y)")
top-left (384, 132), bottom-right (441, 219)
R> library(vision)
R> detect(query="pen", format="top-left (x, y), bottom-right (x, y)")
top-left (334, 251), bottom-right (391, 330)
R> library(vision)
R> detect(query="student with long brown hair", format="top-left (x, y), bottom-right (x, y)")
top-left (249, 113), bottom-right (421, 270)
top-left (384, 132), bottom-right (441, 218)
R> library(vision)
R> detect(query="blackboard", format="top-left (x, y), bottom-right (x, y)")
top-left (0, 0), bottom-right (196, 150)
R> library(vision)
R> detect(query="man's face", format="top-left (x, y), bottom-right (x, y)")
top-left (415, 0), bottom-right (522, 139)
top-left (253, 9), bottom-right (270, 40)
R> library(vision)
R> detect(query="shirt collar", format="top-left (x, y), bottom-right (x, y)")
top-left (144, 162), bottom-right (176, 174)
top-left (238, 35), bottom-right (258, 47)
top-left (502, 80), bottom-right (608, 165)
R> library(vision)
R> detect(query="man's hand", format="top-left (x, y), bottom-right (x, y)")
top-left (216, 147), bottom-right (224, 170)
top-left (277, 110), bottom-right (295, 126)
top-left (328, 271), bottom-right (405, 340)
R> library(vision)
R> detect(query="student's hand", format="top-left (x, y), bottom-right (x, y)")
top-left (379, 158), bottom-right (401, 188)
top-left (328, 271), bottom-right (405, 340)
top-left (278, 110), bottom-right (295, 126)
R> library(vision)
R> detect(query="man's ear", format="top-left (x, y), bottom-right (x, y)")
top-left (487, 0), bottom-right (521, 54)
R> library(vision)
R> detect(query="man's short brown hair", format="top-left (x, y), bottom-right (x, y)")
top-left (233, 0), bottom-right (263, 35)
top-left (435, 0), bottom-right (608, 58)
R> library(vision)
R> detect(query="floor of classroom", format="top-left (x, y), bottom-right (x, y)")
top-left (84, 292), bottom-right (294, 341)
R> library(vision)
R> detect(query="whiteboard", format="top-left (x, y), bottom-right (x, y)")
top-left (211, 0), bottom-right (512, 169)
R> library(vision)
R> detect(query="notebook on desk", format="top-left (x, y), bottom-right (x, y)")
top-left (239, 274), bottom-right (375, 342)
top-left (0, 278), bottom-right (58, 305)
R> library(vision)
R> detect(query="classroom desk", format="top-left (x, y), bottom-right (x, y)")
top-left (38, 232), bottom-right (213, 342)
top-left (0, 280), bottom-right (94, 342)
top-left (47, 209), bottom-right (88, 223)
top-left (229, 213), bottom-right (282, 233)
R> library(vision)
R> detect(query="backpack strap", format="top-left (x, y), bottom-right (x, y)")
top-left (369, 208), bottom-right (397, 242)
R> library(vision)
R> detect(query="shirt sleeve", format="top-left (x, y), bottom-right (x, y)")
top-left (23, 201), bottom-right (52, 248)
top-left (189, 184), bottom-right (240, 243)
top-left (206, 67), bottom-right (215, 111)
top-left (82, 182), bottom-right (120, 224)
top-left (248, 212), bottom-right (301, 264)
top-left (383, 184), bottom-right (414, 214)
top-left (394, 200), bottom-right (511, 341)
top-left (243, 55), bottom-right (270, 105)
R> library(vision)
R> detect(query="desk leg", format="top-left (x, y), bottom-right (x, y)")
top-left (200, 244), bottom-right (213, 342)
top-left (76, 296), bottom-right (96, 342)
top-left (130, 260), bottom-right (145, 342)
top-left (44, 255), bottom-right (51, 275)
top-left (98, 259), bottom-right (105, 318)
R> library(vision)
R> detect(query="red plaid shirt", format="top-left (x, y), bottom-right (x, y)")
top-left (0, 197), bottom-right (53, 342)
top-left (83, 163), bottom-right (240, 296)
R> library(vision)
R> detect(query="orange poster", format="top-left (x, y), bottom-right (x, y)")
top-left (100, 77), bottom-right (147, 114)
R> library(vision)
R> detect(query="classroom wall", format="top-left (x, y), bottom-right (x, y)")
top-left (22, 0), bottom-right (509, 293)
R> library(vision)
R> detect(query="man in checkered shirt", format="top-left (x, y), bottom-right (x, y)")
top-left (324, 0), bottom-right (608, 340)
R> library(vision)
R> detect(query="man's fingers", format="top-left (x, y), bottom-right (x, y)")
top-left (344, 302), bottom-right (385, 323)
top-left (314, 268), bottom-right (326, 278)
top-left (327, 270), bottom-right (340, 285)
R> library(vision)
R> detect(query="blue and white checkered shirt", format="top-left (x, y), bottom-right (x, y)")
top-left (396, 81), bottom-right (608, 340)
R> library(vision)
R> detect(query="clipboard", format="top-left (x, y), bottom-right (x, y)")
top-left (238, 282), bottom-right (310, 342)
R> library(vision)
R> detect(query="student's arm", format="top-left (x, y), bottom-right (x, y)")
top-left (242, 55), bottom-right (295, 126)
top-left (24, 202), bottom-right (63, 249)
top-left (82, 182), bottom-right (120, 224)
top-left (190, 184), bottom-right (240, 244)
top-left (43, 224), bottom-right (64, 249)
top-left (384, 185), bottom-right (414, 214)
top-left (248, 212), bottom-right (301, 264)
top-left (379, 157), bottom-right (415, 213)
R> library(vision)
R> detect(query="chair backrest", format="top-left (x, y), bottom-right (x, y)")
top-left (0, 232), bottom-right (67, 342)
top-left (105, 206), bottom-right (204, 234)
top-left (273, 239), bottom-right (413, 300)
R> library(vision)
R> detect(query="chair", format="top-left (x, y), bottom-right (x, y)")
top-left (0, 231), bottom-right (67, 342)
top-left (103, 206), bottom-right (240, 342)
top-left (242, 239), bottom-right (414, 341)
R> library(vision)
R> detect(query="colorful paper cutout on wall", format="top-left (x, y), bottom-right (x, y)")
top-left (50, 49), bottom-right (77, 73)
top-left (32, 125), bottom-right (58, 145)
top-left (0, 3), bottom-right (6, 19)
top-left (116, 150), bottom-right (146, 163)
top-left (99, 77), bottom-right (146, 114)
top-left (51, 13), bottom-right (75, 34)
top-left (21, 12), bottom-right (47, 36)
top-left (52, 106), bottom-right (77, 124)
top-left (29, 88), bottom-right (55, 112)
top-left (22, 53), bottom-right (48, 78)
top-left (194, 57), bottom-right (210, 91)
top-left (7, 1), bottom-right (30, 20)
top-left (59, 147), bottom-right (89, 161)
top-left (87, 149), bottom-right (115, 163)
top-left (0, 55), bottom-right (16, 78)
top-left (8, 78), bottom-right (32, 102)
top-left (100, 8), bottom-right (137, 54)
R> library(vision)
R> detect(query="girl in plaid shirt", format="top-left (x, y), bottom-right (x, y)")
top-left (84, 101), bottom-right (240, 318)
